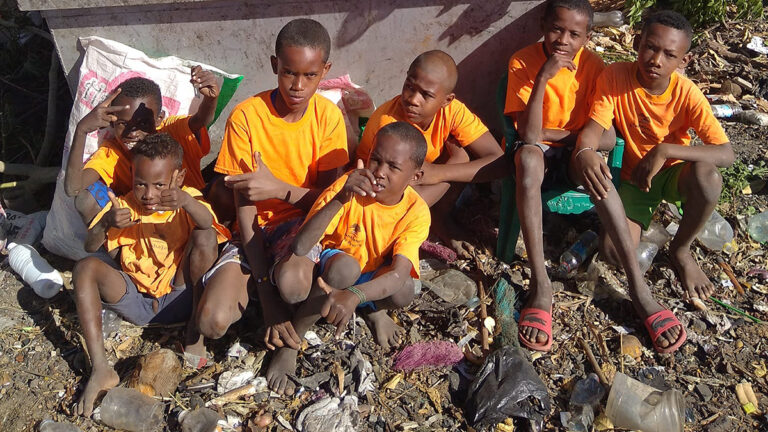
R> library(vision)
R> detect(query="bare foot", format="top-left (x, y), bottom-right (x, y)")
top-left (670, 246), bottom-right (714, 301)
top-left (76, 366), bottom-right (119, 417)
top-left (519, 278), bottom-right (553, 347)
top-left (632, 294), bottom-right (684, 350)
top-left (183, 321), bottom-right (206, 358)
top-left (365, 310), bottom-right (405, 350)
top-left (431, 214), bottom-right (474, 258)
top-left (266, 348), bottom-right (297, 396)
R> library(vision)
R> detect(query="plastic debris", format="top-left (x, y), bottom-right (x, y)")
top-left (226, 342), bottom-right (251, 358)
top-left (422, 269), bottom-right (477, 305)
top-left (217, 370), bottom-right (255, 394)
top-left (295, 396), bottom-right (359, 432)
top-left (606, 372), bottom-right (684, 432)
top-left (392, 341), bottom-right (464, 372)
top-left (561, 373), bottom-right (605, 431)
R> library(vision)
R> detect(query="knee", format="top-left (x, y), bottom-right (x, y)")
top-left (196, 303), bottom-right (230, 339)
top-left (388, 278), bottom-right (415, 309)
top-left (323, 254), bottom-right (361, 289)
top-left (275, 270), bottom-right (312, 305)
top-left (73, 257), bottom-right (101, 288)
top-left (691, 162), bottom-right (722, 201)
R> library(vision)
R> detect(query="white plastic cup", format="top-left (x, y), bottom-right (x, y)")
top-left (605, 372), bottom-right (684, 432)
top-left (7, 242), bottom-right (63, 299)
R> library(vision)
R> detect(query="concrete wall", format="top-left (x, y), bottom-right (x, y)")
top-left (19, 0), bottom-right (545, 163)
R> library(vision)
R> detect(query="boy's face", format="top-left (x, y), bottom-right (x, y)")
top-left (111, 94), bottom-right (164, 150)
top-left (132, 155), bottom-right (179, 213)
top-left (634, 23), bottom-right (692, 88)
top-left (541, 6), bottom-right (590, 59)
top-left (367, 133), bottom-right (423, 206)
top-left (270, 45), bottom-right (331, 114)
top-left (400, 65), bottom-right (454, 130)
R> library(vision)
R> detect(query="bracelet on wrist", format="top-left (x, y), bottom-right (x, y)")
top-left (346, 286), bottom-right (366, 304)
top-left (574, 147), bottom-right (596, 159)
top-left (254, 275), bottom-right (269, 284)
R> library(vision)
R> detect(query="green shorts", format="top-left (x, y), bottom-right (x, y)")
top-left (618, 163), bottom-right (685, 230)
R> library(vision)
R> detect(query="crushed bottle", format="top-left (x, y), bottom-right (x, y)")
top-left (748, 210), bottom-right (768, 243)
top-left (697, 210), bottom-right (734, 251)
top-left (561, 373), bottom-right (605, 431)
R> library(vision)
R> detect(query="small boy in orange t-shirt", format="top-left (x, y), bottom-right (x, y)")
top-left (574, 11), bottom-right (733, 354)
top-left (505, 0), bottom-right (615, 352)
top-left (64, 69), bottom-right (219, 224)
top-left (72, 133), bottom-right (228, 418)
top-left (192, 19), bottom-right (349, 364)
top-left (356, 50), bottom-right (503, 257)
top-left (265, 122), bottom-right (429, 395)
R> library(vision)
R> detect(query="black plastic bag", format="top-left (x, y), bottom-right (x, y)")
top-left (465, 346), bottom-right (551, 431)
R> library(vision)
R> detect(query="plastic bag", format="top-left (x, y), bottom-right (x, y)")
top-left (43, 36), bottom-right (243, 261)
top-left (317, 74), bottom-right (375, 159)
top-left (296, 396), bottom-right (359, 432)
top-left (465, 346), bottom-right (551, 431)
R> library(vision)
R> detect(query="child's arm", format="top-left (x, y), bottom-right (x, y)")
top-left (64, 89), bottom-right (127, 196)
top-left (573, 119), bottom-right (615, 200)
top-left (631, 142), bottom-right (734, 192)
top-left (293, 161), bottom-right (375, 256)
top-left (84, 191), bottom-right (136, 252)
top-left (157, 170), bottom-right (214, 229)
top-left (419, 132), bottom-right (505, 184)
top-left (187, 66), bottom-right (220, 138)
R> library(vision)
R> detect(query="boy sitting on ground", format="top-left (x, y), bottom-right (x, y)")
top-left (356, 50), bottom-right (504, 257)
top-left (266, 121), bottom-right (430, 395)
top-left (574, 10), bottom-right (733, 353)
top-left (72, 133), bottom-right (228, 417)
top-left (505, 0), bottom-right (614, 351)
top-left (65, 68), bottom-right (219, 224)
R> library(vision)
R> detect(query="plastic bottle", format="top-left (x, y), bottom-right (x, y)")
top-left (748, 210), bottom-right (768, 243)
top-left (736, 110), bottom-right (768, 126)
top-left (563, 373), bottom-right (605, 431)
top-left (179, 407), bottom-right (221, 432)
top-left (7, 242), bottom-right (63, 299)
top-left (99, 387), bottom-right (164, 432)
top-left (606, 372), bottom-right (684, 432)
top-left (101, 309), bottom-right (121, 338)
top-left (593, 10), bottom-right (624, 27)
top-left (696, 210), bottom-right (734, 251)
top-left (38, 420), bottom-right (82, 432)
top-left (636, 222), bottom-right (672, 273)
top-left (560, 230), bottom-right (599, 273)
top-left (711, 104), bottom-right (743, 118)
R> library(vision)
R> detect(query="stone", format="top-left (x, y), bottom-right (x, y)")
top-left (695, 383), bottom-right (713, 402)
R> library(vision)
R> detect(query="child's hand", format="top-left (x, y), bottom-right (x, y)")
top-left (337, 159), bottom-right (376, 203)
top-left (538, 53), bottom-right (576, 82)
top-left (104, 191), bottom-right (137, 229)
top-left (76, 88), bottom-right (128, 134)
top-left (190, 66), bottom-right (219, 99)
top-left (631, 147), bottom-right (666, 192)
top-left (318, 277), bottom-right (359, 337)
top-left (574, 147), bottom-right (613, 200)
top-left (224, 151), bottom-right (286, 202)
top-left (157, 170), bottom-right (188, 211)
top-left (261, 289), bottom-right (302, 350)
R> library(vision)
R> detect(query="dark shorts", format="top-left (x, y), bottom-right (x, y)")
top-left (86, 180), bottom-right (113, 209)
top-left (513, 141), bottom-right (575, 190)
top-left (104, 272), bottom-right (191, 326)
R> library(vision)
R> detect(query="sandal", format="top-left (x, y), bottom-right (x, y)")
top-left (643, 309), bottom-right (687, 354)
top-left (518, 307), bottom-right (554, 352)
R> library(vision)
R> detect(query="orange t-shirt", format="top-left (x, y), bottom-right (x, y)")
top-left (90, 187), bottom-right (230, 298)
top-left (84, 115), bottom-right (211, 194)
top-left (590, 62), bottom-right (729, 181)
top-left (356, 97), bottom-right (489, 163)
top-left (505, 43), bottom-right (605, 146)
top-left (306, 173), bottom-right (430, 278)
top-left (214, 91), bottom-right (349, 227)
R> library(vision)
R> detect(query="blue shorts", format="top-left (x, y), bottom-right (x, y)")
top-left (104, 272), bottom-right (191, 326)
top-left (317, 248), bottom-right (379, 310)
top-left (86, 180), bottom-right (113, 209)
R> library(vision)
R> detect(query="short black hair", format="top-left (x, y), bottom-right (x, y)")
top-left (377, 122), bottom-right (427, 168)
top-left (641, 10), bottom-right (693, 50)
top-left (543, 0), bottom-right (594, 30)
top-left (131, 133), bottom-right (183, 169)
top-left (116, 77), bottom-right (162, 110)
top-left (275, 18), bottom-right (331, 63)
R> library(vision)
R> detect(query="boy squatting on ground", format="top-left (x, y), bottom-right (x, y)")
top-left (72, 133), bottom-right (229, 417)
top-left (185, 19), bottom-right (349, 366)
top-left (355, 50), bottom-right (505, 257)
top-left (267, 121), bottom-right (430, 396)
top-left (64, 68), bottom-right (220, 225)
top-left (574, 10), bottom-right (733, 353)
top-left (505, 0), bottom-right (616, 351)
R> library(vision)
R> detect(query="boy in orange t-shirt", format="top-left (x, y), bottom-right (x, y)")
top-left (72, 133), bottom-right (228, 417)
top-left (505, 0), bottom-right (615, 352)
top-left (191, 19), bottom-right (349, 364)
top-left (357, 50), bottom-right (503, 257)
top-left (267, 122), bottom-right (429, 395)
top-left (64, 69), bottom-right (219, 224)
top-left (574, 11), bottom-right (733, 353)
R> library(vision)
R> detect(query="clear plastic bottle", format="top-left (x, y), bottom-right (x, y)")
top-left (636, 242), bottom-right (660, 275)
top-left (560, 230), bottom-right (599, 273)
top-left (179, 407), bottom-right (221, 432)
top-left (711, 104), bottom-right (743, 118)
top-left (636, 222), bottom-right (671, 273)
top-left (38, 420), bottom-right (82, 432)
top-left (101, 309), bottom-right (121, 339)
top-left (697, 210), bottom-right (734, 251)
top-left (563, 373), bottom-right (605, 431)
top-left (593, 10), bottom-right (624, 27)
top-left (7, 242), bottom-right (63, 299)
top-left (736, 110), bottom-right (768, 126)
top-left (748, 210), bottom-right (768, 243)
top-left (99, 387), bottom-right (164, 432)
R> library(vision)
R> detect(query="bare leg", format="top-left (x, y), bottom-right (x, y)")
top-left (72, 257), bottom-right (127, 417)
top-left (514, 146), bottom-right (552, 346)
top-left (182, 229), bottom-right (221, 357)
top-left (670, 162), bottom-right (721, 300)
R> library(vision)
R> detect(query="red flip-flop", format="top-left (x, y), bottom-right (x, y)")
top-left (644, 309), bottom-right (687, 354)
top-left (518, 307), bottom-right (553, 352)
